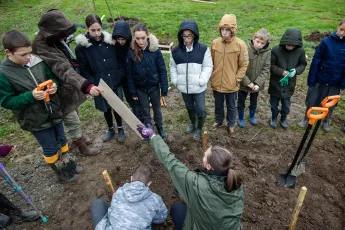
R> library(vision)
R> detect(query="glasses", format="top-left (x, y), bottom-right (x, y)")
top-left (182, 34), bottom-right (194, 39)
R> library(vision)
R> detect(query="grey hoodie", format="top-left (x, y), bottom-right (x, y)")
top-left (95, 181), bottom-right (168, 230)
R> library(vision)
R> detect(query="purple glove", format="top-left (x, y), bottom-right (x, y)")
top-left (0, 145), bottom-right (14, 157)
top-left (137, 125), bottom-right (155, 140)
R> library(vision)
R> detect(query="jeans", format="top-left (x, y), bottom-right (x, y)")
top-left (182, 91), bottom-right (206, 118)
top-left (123, 85), bottom-right (144, 123)
top-left (63, 110), bottom-right (82, 141)
top-left (213, 91), bottom-right (237, 128)
top-left (170, 202), bottom-right (187, 230)
top-left (305, 83), bottom-right (340, 120)
top-left (237, 90), bottom-right (259, 112)
top-left (91, 199), bottom-right (108, 227)
top-left (32, 122), bottom-right (67, 157)
top-left (270, 95), bottom-right (291, 117)
top-left (137, 88), bottom-right (163, 128)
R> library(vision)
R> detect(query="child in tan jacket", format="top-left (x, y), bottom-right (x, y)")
top-left (210, 14), bottom-right (249, 134)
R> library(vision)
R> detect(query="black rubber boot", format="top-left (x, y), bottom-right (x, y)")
top-left (193, 117), bottom-right (205, 139)
top-left (103, 128), bottom-right (115, 142)
top-left (49, 160), bottom-right (78, 183)
top-left (186, 110), bottom-right (196, 133)
top-left (280, 115), bottom-right (288, 129)
top-left (156, 125), bottom-right (168, 139)
top-left (270, 112), bottom-right (278, 129)
top-left (0, 214), bottom-right (11, 228)
top-left (117, 128), bottom-right (126, 143)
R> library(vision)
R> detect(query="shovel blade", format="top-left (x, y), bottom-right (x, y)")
top-left (278, 173), bottom-right (296, 189)
top-left (291, 162), bottom-right (306, 177)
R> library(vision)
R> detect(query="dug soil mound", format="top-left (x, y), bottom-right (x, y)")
top-left (304, 30), bottom-right (331, 42)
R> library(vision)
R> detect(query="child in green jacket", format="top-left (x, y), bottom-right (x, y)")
top-left (137, 125), bottom-right (244, 230)
top-left (0, 30), bottom-right (82, 182)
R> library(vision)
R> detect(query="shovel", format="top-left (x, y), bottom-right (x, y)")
top-left (291, 95), bottom-right (340, 176)
top-left (278, 107), bottom-right (328, 189)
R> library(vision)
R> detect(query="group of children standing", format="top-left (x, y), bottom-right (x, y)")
top-left (0, 7), bottom-right (344, 229)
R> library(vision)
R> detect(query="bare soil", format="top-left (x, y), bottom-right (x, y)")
top-left (107, 16), bottom-right (140, 27)
top-left (304, 31), bottom-right (331, 43)
top-left (1, 85), bottom-right (345, 230)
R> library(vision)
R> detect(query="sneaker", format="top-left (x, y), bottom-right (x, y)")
top-left (211, 122), bottom-right (223, 131)
top-left (227, 127), bottom-right (235, 134)
top-left (298, 118), bottom-right (309, 128)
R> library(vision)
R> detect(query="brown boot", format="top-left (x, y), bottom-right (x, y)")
top-left (72, 137), bottom-right (100, 156)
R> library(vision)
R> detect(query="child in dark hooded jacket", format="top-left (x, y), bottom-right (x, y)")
top-left (268, 28), bottom-right (307, 129)
top-left (112, 20), bottom-right (144, 124)
top-left (298, 18), bottom-right (345, 132)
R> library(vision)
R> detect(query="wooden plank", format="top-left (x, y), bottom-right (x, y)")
top-left (102, 170), bottom-right (115, 194)
top-left (289, 186), bottom-right (308, 230)
top-left (99, 79), bottom-right (143, 139)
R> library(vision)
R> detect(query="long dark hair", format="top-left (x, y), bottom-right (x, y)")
top-left (207, 146), bottom-right (242, 192)
top-left (132, 23), bottom-right (148, 61)
top-left (85, 14), bottom-right (102, 28)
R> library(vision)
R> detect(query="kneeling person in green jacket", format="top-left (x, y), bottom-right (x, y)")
top-left (0, 30), bottom-right (82, 183)
top-left (137, 125), bottom-right (244, 230)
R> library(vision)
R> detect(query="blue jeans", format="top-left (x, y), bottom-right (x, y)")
top-left (31, 122), bottom-right (67, 157)
top-left (171, 202), bottom-right (187, 230)
top-left (237, 90), bottom-right (259, 112)
top-left (269, 95), bottom-right (291, 117)
top-left (137, 88), bottom-right (163, 128)
top-left (182, 91), bottom-right (206, 118)
top-left (91, 199), bottom-right (108, 227)
top-left (213, 91), bottom-right (237, 128)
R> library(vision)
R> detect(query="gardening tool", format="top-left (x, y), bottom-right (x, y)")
top-left (291, 95), bottom-right (340, 176)
top-left (278, 107), bottom-right (328, 189)
top-left (0, 162), bottom-right (47, 223)
top-left (37, 80), bottom-right (56, 125)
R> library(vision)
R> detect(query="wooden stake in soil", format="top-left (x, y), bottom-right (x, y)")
top-left (289, 186), bottom-right (307, 230)
top-left (102, 170), bottom-right (115, 194)
top-left (203, 131), bottom-right (207, 152)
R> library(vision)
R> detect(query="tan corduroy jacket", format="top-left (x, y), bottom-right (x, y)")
top-left (210, 14), bottom-right (249, 93)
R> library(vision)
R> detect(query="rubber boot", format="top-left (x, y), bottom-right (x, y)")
top-left (322, 109), bottom-right (333, 132)
top-left (103, 128), bottom-right (115, 142)
top-left (117, 128), bottom-right (126, 143)
top-left (249, 109), bottom-right (257, 125)
top-left (238, 111), bottom-right (245, 128)
top-left (280, 115), bottom-right (288, 129)
top-left (186, 110), bottom-right (196, 133)
top-left (193, 118), bottom-right (205, 139)
top-left (17, 210), bottom-right (40, 222)
top-left (156, 125), bottom-right (168, 139)
top-left (48, 162), bottom-right (78, 183)
top-left (270, 112), bottom-right (278, 129)
top-left (298, 116), bottom-right (309, 128)
top-left (73, 137), bottom-right (100, 156)
top-left (0, 214), bottom-right (11, 228)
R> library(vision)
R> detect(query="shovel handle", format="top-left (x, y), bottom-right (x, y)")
top-left (320, 95), bottom-right (340, 108)
top-left (307, 107), bottom-right (328, 125)
top-left (37, 80), bottom-right (54, 102)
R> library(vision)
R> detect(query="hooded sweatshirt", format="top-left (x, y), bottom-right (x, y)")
top-left (210, 14), bottom-right (249, 93)
top-left (32, 9), bottom-right (89, 113)
top-left (268, 28), bottom-right (307, 98)
top-left (170, 20), bottom-right (213, 94)
top-left (95, 181), bottom-right (168, 230)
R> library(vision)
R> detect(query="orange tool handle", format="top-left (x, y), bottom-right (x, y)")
top-left (307, 107), bottom-right (328, 125)
top-left (320, 95), bottom-right (340, 108)
top-left (37, 80), bottom-right (54, 102)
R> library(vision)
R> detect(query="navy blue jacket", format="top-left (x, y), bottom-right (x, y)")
top-left (75, 31), bottom-right (121, 112)
top-left (127, 34), bottom-right (168, 97)
top-left (308, 32), bottom-right (345, 89)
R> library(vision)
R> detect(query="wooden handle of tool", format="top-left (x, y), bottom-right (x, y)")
top-left (203, 131), bottom-right (207, 152)
top-left (102, 170), bottom-right (115, 194)
top-left (289, 186), bottom-right (307, 230)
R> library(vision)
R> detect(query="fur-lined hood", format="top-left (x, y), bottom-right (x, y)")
top-left (75, 31), bottom-right (115, 48)
top-left (131, 33), bottom-right (159, 52)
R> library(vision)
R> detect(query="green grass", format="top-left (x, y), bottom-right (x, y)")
top-left (0, 0), bottom-right (344, 140)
